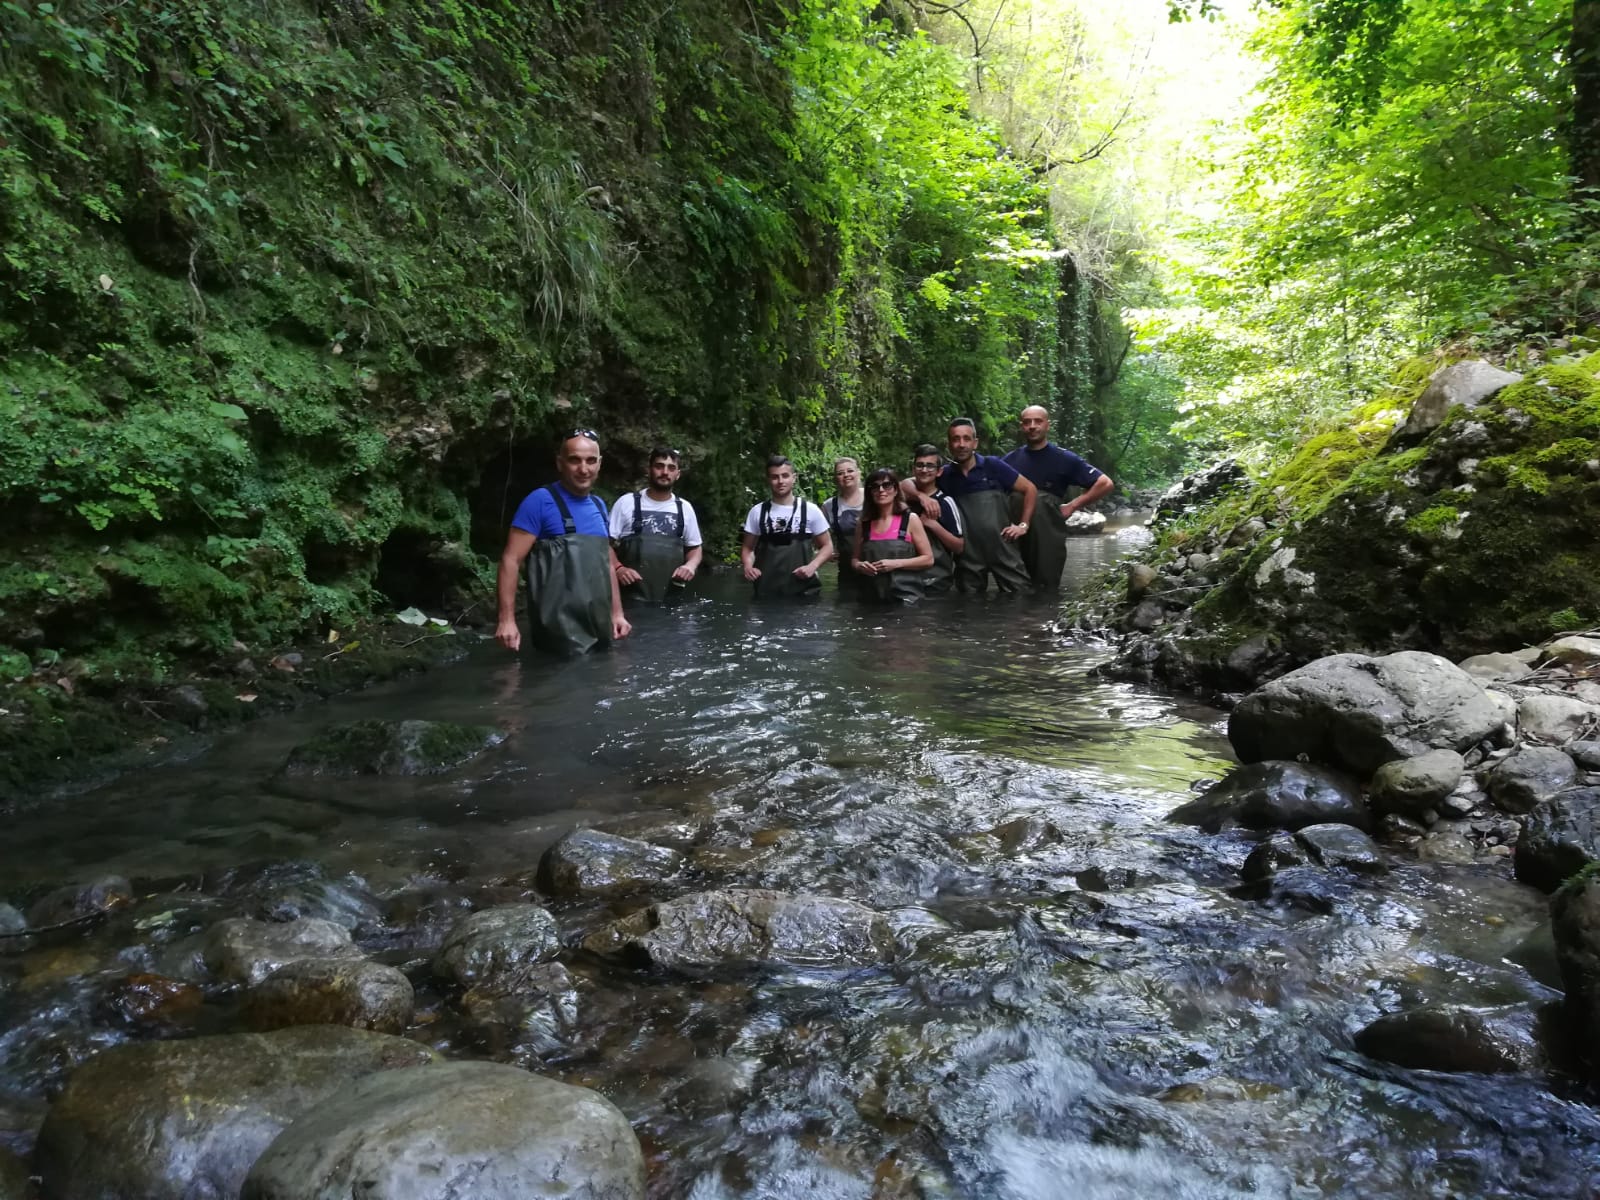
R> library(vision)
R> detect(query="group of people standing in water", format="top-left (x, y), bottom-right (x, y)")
top-left (494, 408), bottom-right (1113, 655)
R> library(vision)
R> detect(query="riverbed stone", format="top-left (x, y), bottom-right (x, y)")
top-left (584, 889), bottom-right (894, 972)
top-left (204, 916), bottom-right (363, 986)
top-left (1166, 761), bottom-right (1367, 833)
top-left (1543, 635), bottom-right (1600, 671)
top-left (1486, 746), bottom-right (1579, 813)
top-left (34, 1026), bottom-right (437, 1200)
top-left (987, 815), bottom-right (1064, 854)
top-left (241, 1060), bottom-right (643, 1200)
top-left (1515, 786), bottom-right (1600, 892)
top-left (1570, 740), bottom-right (1600, 770)
top-left (1457, 653), bottom-right (1532, 684)
top-left (282, 719), bottom-right (503, 777)
top-left (1228, 652), bottom-right (1504, 777)
top-left (101, 973), bottom-right (205, 1028)
top-left (244, 958), bottom-right (414, 1034)
top-left (1417, 830), bottom-right (1478, 864)
top-left (1239, 831), bottom-right (1309, 882)
top-left (1369, 749), bottom-right (1465, 819)
top-left (460, 963), bottom-right (580, 1053)
top-left (433, 904), bottom-right (560, 989)
top-left (535, 829), bottom-right (683, 899)
top-left (1354, 1003), bottom-right (1539, 1074)
top-left (1551, 868), bottom-right (1600, 1075)
top-left (25, 875), bottom-right (133, 928)
top-left (256, 876), bottom-right (384, 932)
top-left (0, 904), bottom-right (24, 935)
top-left (1293, 823), bottom-right (1384, 872)
top-left (1127, 562), bottom-right (1158, 598)
top-left (1518, 694), bottom-right (1599, 743)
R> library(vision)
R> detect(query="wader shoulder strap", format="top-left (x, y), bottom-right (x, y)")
top-left (797, 497), bottom-right (808, 534)
top-left (675, 498), bottom-right (684, 538)
top-left (632, 491), bottom-right (643, 535)
top-left (897, 512), bottom-right (910, 541)
top-left (545, 486), bottom-right (576, 535)
top-left (589, 495), bottom-right (605, 525)
top-left (759, 499), bottom-right (771, 539)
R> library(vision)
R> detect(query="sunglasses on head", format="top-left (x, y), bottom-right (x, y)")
top-left (567, 428), bottom-right (600, 442)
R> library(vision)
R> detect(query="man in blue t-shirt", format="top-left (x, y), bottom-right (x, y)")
top-left (922, 418), bottom-right (1035, 593)
top-left (495, 430), bottom-right (631, 655)
top-left (1002, 406), bottom-right (1115, 589)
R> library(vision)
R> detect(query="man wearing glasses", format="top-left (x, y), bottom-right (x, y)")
top-left (909, 444), bottom-right (964, 594)
top-left (495, 429), bottom-right (631, 654)
top-left (610, 446), bottom-right (703, 602)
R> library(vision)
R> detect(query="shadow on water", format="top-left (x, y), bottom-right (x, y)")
top-left (2, 525), bottom-right (1597, 1197)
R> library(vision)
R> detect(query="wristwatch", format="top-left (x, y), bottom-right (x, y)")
top-left (1017, 522), bottom-right (1029, 531)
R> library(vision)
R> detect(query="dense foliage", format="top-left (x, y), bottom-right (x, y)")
top-left (0, 0), bottom-right (1077, 681)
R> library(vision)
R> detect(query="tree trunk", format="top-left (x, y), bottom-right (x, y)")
top-left (1573, 0), bottom-right (1600, 192)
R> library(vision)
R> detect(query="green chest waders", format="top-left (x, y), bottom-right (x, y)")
top-left (616, 491), bottom-right (687, 603)
top-left (921, 492), bottom-right (956, 595)
top-left (1011, 488), bottom-right (1068, 590)
top-left (954, 488), bottom-right (1031, 594)
top-left (827, 498), bottom-right (865, 595)
top-left (525, 488), bottom-right (613, 654)
top-left (856, 514), bottom-right (925, 604)
top-left (753, 498), bottom-right (822, 600)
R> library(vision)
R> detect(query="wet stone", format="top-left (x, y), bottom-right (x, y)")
top-left (1417, 830), bottom-right (1478, 865)
top-left (433, 904), bottom-right (560, 989)
top-left (204, 916), bottom-right (363, 986)
top-left (1074, 865), bottom-right (1149, 892)
top-left (1486, 746), bottom-right (1579, 814)
top-left (1552, 868), bottom-right (1600, 1075)
top-left (1233, 866), bottom-right (1351, 914)
top-left (0, 904), bottom-right (24, 935)
top-left (1368, 750), bottom-right (1465, 820)
top-left (1355, 1004), bottom-right (1540, 1074)
top-left (1167, 760), bottom-right (1367, 833)
top-left (1514, 787), bottom-right (1600, 893)
top-left (1239, 831), bottom-right (1309, 882)
top-left (987, 816), bottom-right (1063, 855)
top-left (281, 719), bottom-right (503, 777)
top-left (535, 829), bottom-right (684, 899)
top-left (1294, 823), bottom-right (1384, 872)
top-left (459, 962), bottom-right (579, 1054)
top-left (34, 1027), bottom-right (438, 1200)
top-left (26, 875), bottom-right (133, 928)
top-left (243, 958), bottom-right (414, 1035)
top-left (240, 1061), bottom-right (644, 1200)
top-left (100, 973), bottom-right (204, 1028)
top-left (256, 876), bottom-right (384, 932)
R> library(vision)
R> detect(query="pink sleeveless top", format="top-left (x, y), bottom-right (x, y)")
top-left (866, 514), bottom-right (909, 541)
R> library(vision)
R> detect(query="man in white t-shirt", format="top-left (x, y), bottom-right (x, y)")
top-left (610, 446), bottom-right (704, 603)
top-left (739, 455), bottom-right (833, 599)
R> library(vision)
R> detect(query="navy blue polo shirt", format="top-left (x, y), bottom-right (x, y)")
top-left (1002, 443), bottom-right (1103, 496)
top-left (938, 453), bottom-right (1020, 497)
top-left (511, 483), bottom-right (610, 538)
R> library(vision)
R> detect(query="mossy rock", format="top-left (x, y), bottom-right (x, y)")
top-left (282, 719), bottom-right (503, 777)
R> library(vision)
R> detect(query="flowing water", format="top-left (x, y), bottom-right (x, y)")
top-left (2, 523), bottom-right (1597, 1198)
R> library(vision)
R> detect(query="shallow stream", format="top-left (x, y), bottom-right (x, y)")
top-left (2, 525), bottom-right (1597, 1198)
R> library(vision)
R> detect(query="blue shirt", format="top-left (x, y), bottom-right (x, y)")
top-left (1003, 443), bottom-right (1103, 496)
top-left (938, 453), bottom-right (1020, 497)
top-left (511, 483), bottom-right (610, 539)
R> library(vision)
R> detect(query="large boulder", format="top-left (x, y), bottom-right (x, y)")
top-left (241, 1061), bottom-right (643, 1200)
top-left (203, 917), bottom-right (363, 986)
top-left (583, 889), bottom-right (894, 973)
top-left (282, 719), bottom-right (502, 777)
top-left (243, 958), bottom-right (414, 1034)
top-left (1542, 635), bottom-right (1600, 672)
top-left (1485, 746), bottom-right (1579, 814)
top-left (1167, 762), bottom-right (1367, 833)
top-left (1551, 867), bottom-right (1600, 1075)
top-left (1353, 1004), bottom-right (1539, 1074)
top-left (1516, 787), bottom-right (1600, 892)
top-left (33, 1027), bottom-right (437, 1200)
top-left (1517, 695), bottom-right (1599, 743)
top-left (432, 905), bottom-right (560, 989)
top-left (1368, 749), bottom-right (1465, 820)
top-left (1228, 652), bottom-right (1504, 777)
top-left (535, 829), bottom-right (684, 900)
top-left (1391, 359), bottom-right (1522, 444)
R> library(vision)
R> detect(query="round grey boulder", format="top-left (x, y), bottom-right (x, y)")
top-left (1486, 746), bottom-right (1579, 813)
top-left (34, 1027), bottom-right (437, 1200)
top-left (1516, 786), bottom-right (1600, 892)
top-left (1228, 652), bottom-right (1503, 777)
top-left (1354, 1004), bottom-right (1539, 1074)
top-left (204, 917), bottom-right (363, 986)
top-left (1167, 761), bottom-right (1367, 833)
top-left (1368, 750), bottom-right (1464, 819)
top-left (1456, 653), bottom-right (1532, 685)
top-left (536, 829), bottom-right (684, 899)
top-left (433, 905), bottom-right (560, 989)
top-left (1517, 694), bottom-right (1598, 743)
top-left (244, 958), bottom-right (414, 1034)
top-left (241, 1061), bottom-right (644, 1200)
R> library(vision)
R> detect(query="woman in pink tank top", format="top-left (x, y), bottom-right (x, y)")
top-left (852, 468), bottom-right (934, 603)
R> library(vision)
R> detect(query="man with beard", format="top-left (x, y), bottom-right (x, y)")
top-left (610, 446), bottom-right (703, 602)
top-left (1003, 406), bottom-right (1114, 589)
top-left (496, 430), bottom-right (632, 654)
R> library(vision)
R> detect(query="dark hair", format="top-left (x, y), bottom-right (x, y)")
top-left (861, 467), bottom-right (907, 526)
top-left (766, 455), bottom-right (792, 471)
top-left (648, 445), bottom-right (680, 465)
top-left (948, 417), bottom-right (976, 432)
top-left (912, 443), bottom-right (941, 460)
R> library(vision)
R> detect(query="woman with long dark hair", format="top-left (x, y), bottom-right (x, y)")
top-left (851, 468), bottom-right (934, 603)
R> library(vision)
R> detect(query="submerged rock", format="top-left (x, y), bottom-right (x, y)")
top-left (34, 1027), bottom-right (436, 1200)
top-left (1354, 1004), bottom-right (1540, 1074)
top-left (584, 889), bottom-right (893, 972)
top-left (459, 962), bottom-right (579, 1053)
top-left (244, 958), bottom-right (414, 1034)
top-left (433, 905), bottom-right (560, 989)
top-left (1368, 749), bottom-right (1464, 819)
top-left (1239, 832), bottom-right (1310, 882)
top-left (1486, 746), bottom-right (1579, 813)
top-left (101, 973), bottom-right (205, 1029)
top-left (241, 1061), bottom-right (644, 1200)
top-left (536, 829), bottom-right (683, 899)
top-left (26, 875), bottom-right (133, 928)
top-left (1293, 823), bottom-right (1384, 872)
top-left (1228, 652), bottom-right (1504, 777)
top-left (987, 815), bottom-right (1064, 854)
top-left (282, 719), bottom-right (502, 777)
top-left (256, 876), bottom-right (384, 932)
top-left (1167, 761), bottom-right (1367, 833)
top-left (1515, 787), bottom-right (1600, 892)
top-left (204, 916), bottom-right (363, 986)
